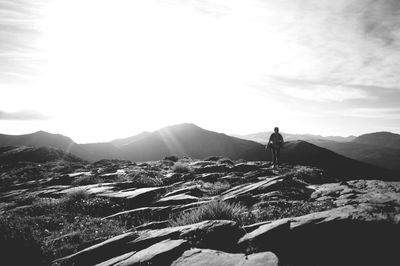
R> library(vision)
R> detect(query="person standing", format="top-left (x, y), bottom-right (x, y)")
top-left (267, 127), bottom-right (284, 168)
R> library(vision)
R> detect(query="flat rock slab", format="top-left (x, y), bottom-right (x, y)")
top-left (231, 163), bottom-right (260, 173)
top-left (47, 183), bottom-right (115, 197)
top-left (127, 220), bottom-right (244, 252)
top-left (171, 200), bottom-right (210, 213)
top-left (164, 185), bottom-right (202, 197)
top-left (195, 165), bottom-right (230, 174)
top-left (171, 248), bottom-right (279, 266)
top-left (113, 239), bottom-right (189, 266)
top-left (311, 180), bottom-right (400, 206)
top-left (153, 194), bottom-right (199, 207)
top-left (103, 206), bottom-right (171, 220)
top-left (222, 176), bottom-right (287, 200)
top-left (54, 231), bottom-right (138, 265)
top-left (196, 173), bottom-right (223, 182)
top-left (100, 187), bottom-right (165, 207)
top-left (100, 187), bottom-right (164, 200)
top-left (135, 220), bottom-right (170, 231)
top-left (64, 220), bottom-right (244, 266)
top-left (95, 252), bottom-right (136, 266)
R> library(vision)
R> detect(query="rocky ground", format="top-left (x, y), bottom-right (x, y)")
top-left (0, 156), bottom-right (399, 265)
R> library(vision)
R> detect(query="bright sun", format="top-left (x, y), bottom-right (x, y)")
top-left (20, 0), bottom-right (293, 142)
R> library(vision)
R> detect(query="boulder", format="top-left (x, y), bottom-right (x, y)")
top-left (238, 204), bottom-right (400, 265)
top-left (171, 248), bottom-right (279, 266)
top-left (238, 218), bottom-right (291, 254)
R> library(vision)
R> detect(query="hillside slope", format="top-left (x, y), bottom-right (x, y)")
top-left (352, 132), bottom-right (400, 149)
top-left (0, 146), bottom-right (83, 164)
top-left (0, 131), bottom-right (91, 160)
top-left (242, 140), bottom-right (398, 180)
top-left (308, 139), bottom-right (400, 171)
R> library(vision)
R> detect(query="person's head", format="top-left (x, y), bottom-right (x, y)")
top-left (274, 127), bottom-right (279, 133)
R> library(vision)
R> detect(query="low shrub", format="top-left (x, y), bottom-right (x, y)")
top-left (172, 162), bottom-right (192, 173)
top-left (200, 181), bottom-right (231, 196)
top-left (131, 175), bottom-right (163, 188)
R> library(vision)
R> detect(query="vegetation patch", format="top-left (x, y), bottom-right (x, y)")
top-left (172, 162), bottom-right (192, 173)
top-left (199, 181), bottom-right (231, 196)
top-left (3, 192), bottom-right (126, 264)
top-left (170, 200), bottom-right (249, 226)
top-left (253, 200), bottom-right (337, 222)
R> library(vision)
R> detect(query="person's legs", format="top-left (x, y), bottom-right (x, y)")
top-left (271, 148), bottom-right (278, 167)
top-left (270, 149), bottom-right (275, 166)
top-left (276, 148), bottom-right (280, 166)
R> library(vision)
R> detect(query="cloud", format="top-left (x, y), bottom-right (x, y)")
top-left (358, 0), bottom-right (400, 46)
top-left (0, 0), bottom-right (45, 83)
top-left (265, 76), bottom-right (370, 102)
top-left (281, 86), bottom-right (369, 102)
top-left (344, 84), bottom-right (400, 108)
top-left (0, 110), bottom-right (49, 120)
top-left (336, 107), bottom-right (400, 120)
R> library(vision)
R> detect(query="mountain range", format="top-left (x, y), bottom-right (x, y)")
top-left (0, 123), bottom-right (398, 180)
top-left (233, 132), bottom-right (356, 144)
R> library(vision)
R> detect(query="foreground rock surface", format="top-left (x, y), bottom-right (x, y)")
top-left (0, 157), bottom-right (399, 265)
top-left (56, 220), bottom-right (244, 265)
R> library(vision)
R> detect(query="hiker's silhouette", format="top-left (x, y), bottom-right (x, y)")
top-left (267, 127), bottom-right (284, 168)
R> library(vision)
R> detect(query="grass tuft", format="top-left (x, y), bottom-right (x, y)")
top-left (170, 200), bottom-right (249, 226)
top-left (172, 162), bottom-right (192, 173)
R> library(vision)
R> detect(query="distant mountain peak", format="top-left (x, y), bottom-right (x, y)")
top-left (159, 123), bottom-right (202, 131)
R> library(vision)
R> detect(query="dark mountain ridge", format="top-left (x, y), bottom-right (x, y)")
top-left (352, 131), bottom-right (400, 149)
top-left (0, 146), bottom-right (83, 164)
top-left (238, 131), bottom-right (400, 171)
top-left (0, 131), bottom-right (91, 160)
top-left (0, 124), bottom-right (398, 180)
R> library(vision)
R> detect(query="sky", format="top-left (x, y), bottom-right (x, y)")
top-left (1, 0), bottom-right (400, 143)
